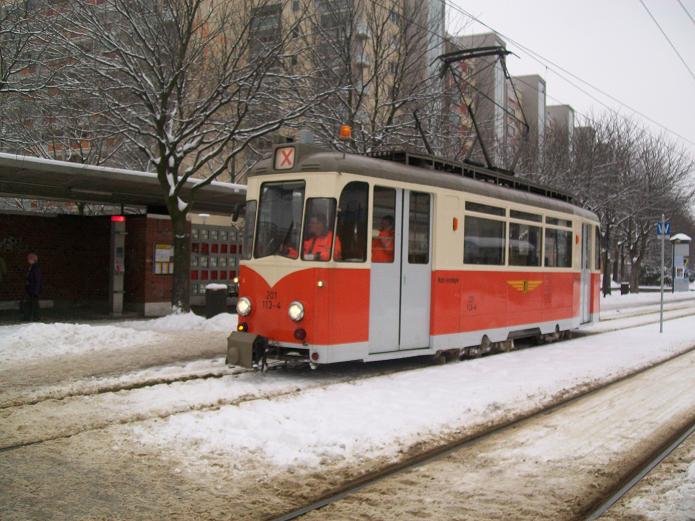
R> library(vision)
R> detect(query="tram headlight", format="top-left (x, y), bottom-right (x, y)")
top-left (288, 301), bottom-right (304, 322)
top-left (236, 297), bottom-right (252, 317)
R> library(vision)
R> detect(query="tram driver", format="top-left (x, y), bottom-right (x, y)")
top-left (303, 213), bottom-right (342, 261)
top-left (372, 215), bottom-right (395, 262)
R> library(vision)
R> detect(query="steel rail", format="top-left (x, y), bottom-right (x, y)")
top-left (0, 366), bottom-right (245, 410)
top-left (577, 308), bottom-right (695, 336)
top-left (584, 418), bottom-right (695, 520)
top-left (266, 345), bottom-right (695, 521)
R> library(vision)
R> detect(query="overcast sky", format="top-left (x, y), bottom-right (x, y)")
top-left (447, 0), bottom-right (695, 158)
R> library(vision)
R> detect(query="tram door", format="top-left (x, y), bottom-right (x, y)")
top-left (580, 223), bottom-right (592, 323)
top-left (369, 188), bottom-right (432, 353)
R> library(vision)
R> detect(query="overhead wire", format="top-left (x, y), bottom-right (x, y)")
top-left (444, 0), bottom-right (695, 148)
top-left (676, 0), bottom-right (695, 25)
top-left (638, 0), bottom-right (695, 82)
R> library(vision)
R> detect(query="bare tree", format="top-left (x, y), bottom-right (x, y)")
top-left (524, 111), bottom-right (694, 294)
top-left (54, 0), bottom-right (329, 309)
top-left (292, 0), bottom-right (445, 154)
top-left (0, 0), bottom-right (64, 151)
top-left (0, 0), bottom-right (50, 94)
top-left (618, 134), bottom-right (694, 292)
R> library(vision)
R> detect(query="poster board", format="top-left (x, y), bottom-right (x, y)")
top-left (154, 243), bottom-right (174, 274)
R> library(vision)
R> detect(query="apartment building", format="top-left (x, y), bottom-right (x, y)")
top-left (513, 73), bottom-right (546, 168)
top-left (547, 104), bottom-right (575, 139)
top-left (447, 32), bottom-right (521, 168)
top-left (243, 0), bottom-right (447, 160)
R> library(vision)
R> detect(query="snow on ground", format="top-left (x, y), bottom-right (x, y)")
top-left (626, 459), bottom-right (695, 521)
top-left (119, 312), bottom-right (236, 333)
top-left (132, 314), bottom-right (695, 473)
top-left (601, 288), bottom-right (695, 310)
top-left (603, 413), bottom-right (695, 521)
top-left (586, 305), bottom-right (695, 333)
top-left (0, 312), bottom-right (236, 365)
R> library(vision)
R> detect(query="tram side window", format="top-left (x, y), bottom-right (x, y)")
top-left (509, 223), bottom-right (542, 267)
top-left (335, 182), bottom-right (368, 262)
top-left (409, 192), bottom-right (430, 264)
top-left (254, 181), bottom-right (304, 259)
top-left (372, 187), bottom-right (396, 263)
top-left (464, 216), bottom-right (505, 265)
top-left (241, 200), bottom-right (257, 260)
top-left (301, 198), bottom-right (337, 261)
top-left (595, 226), bottom-right (601, 270)
top-left (544, 228), bottom-right (572, 268)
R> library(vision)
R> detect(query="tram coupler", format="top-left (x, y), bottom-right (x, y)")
top-left (226, 332), bottom-right (268, 369)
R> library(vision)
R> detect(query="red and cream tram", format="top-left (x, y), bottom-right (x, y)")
top-left (226, 144), bottom-right (600, 368)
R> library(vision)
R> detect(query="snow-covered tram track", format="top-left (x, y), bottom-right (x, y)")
top-left (4, 299), bottom-right (691, 411)
top-left (580, 304), bottom-right (695, 334)
top-left (585, 419), bottom-right (695, 520)
top-left (0, 358), bottom-right (430, 453)
top-left (266, 347), bottom-right (695, 521)
top-left (2, 305), bottom-right (693, 455)
top-left (0, 357), bottom-right (247, 410)
top-left (599, 299), bottom-right (695, 322)
top-left (3, 313), bottom-right (695, 519)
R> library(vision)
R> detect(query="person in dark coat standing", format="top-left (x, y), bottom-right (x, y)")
top-left (23, 253), bottom-right (42, 321)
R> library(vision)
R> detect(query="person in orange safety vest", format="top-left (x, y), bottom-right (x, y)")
top-left (303, 215), bottom-right (341, 260)
top-left (371, 215), bottom-right (395, 263)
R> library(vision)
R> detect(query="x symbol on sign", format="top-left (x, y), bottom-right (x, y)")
top-left (280, 149), bottom-right (293, 167)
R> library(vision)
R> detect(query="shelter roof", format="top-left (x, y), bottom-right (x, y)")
top-left (670, 233), bottom-right (691, 243)
top-left (0, 153), bottom-right (245, 214)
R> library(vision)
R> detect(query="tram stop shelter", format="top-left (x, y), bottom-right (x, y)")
top-left (670, 233), bottom-right (692, 292)
top-left (0, 153), bottom-right (246, 319)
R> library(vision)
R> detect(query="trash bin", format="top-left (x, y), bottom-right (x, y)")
top-left (620, 282), bottom-right (629, 295)
top-left (205, 283), bottom-right (228, 318)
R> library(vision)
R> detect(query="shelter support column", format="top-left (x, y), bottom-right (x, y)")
top-left (109, 216), bottom-right (127, 315)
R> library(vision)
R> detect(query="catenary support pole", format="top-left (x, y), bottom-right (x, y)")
top-left (660, 213), bottom-right (665, 333)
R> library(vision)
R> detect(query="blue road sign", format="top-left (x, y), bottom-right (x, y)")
top-left (656, 221), bottom-right (671, 237)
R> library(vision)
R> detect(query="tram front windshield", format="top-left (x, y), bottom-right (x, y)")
top-left (254, 181), bottom-right (305, 259)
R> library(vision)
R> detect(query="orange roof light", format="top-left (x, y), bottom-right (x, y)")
top-left (339, 124), bottom-right (352, 141)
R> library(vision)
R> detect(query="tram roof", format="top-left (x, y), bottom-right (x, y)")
top-left (0, 153), bottom-right (245, 213)
top-left (250, 145), bottom-right (599, 222)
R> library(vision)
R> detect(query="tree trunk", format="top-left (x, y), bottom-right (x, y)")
top-left (601, 226), bottom-right (611, 296)
top-left (630, 258), bottom-right (641, 293)
top-left (602, 250), bottom-right (611, 296)
top-left (171, 211), bottom-right (191, 311)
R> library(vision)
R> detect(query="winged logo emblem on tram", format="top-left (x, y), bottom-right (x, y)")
top-left (507, 280), bottom-right (543, 294)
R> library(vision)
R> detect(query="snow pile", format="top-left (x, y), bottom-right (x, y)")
top-left (628, 459), bottom-right (695, 520)
top-left (0, 312), bottom-right (236, 365)
top-left (119, 312), bottom-right (236, 333)
top-left (133, 315), bottom-right (695, 470)
top-left (0, 322), bottom-right (163, 364)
